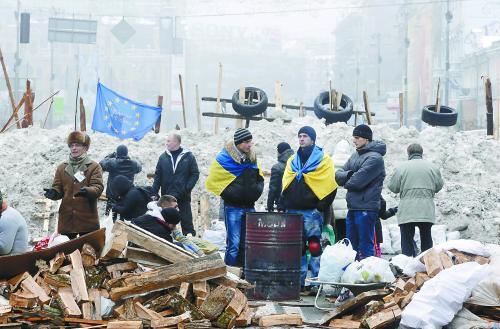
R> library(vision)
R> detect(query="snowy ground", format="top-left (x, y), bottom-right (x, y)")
top-left (1, 116), bottom-right (499, 243)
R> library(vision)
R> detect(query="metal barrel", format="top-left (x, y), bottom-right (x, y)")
top-left (244, 212), bottom-right (303, 301)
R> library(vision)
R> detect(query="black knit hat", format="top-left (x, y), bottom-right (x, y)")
top-left (116, 145), bottom-right (128, 157)
top-left (277, 142), bottom-right (291, 154)
top-left (298, 126), bottom-right (316, 142)
top-left (234, 128), bottom-right (252, 145)
top-left (352, 124), bottom-right (373, 141)
top-left (161, 208), bottom-right (182, 225)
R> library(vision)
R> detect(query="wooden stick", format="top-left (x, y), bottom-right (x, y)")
top-left (0, 48), bottom-right (21, 128)
top-left (399, 92), bottom-right (404, 128)
top-left (275, 81), bottom-right (283, 112)
top-left (42, 97), bottom-right (54, 129)
top-left (1, 95), bottom-right (25, 133)
top-left (329, 80), bottom-right (333, 110)
top-left (154, 96), bottom-right (163, 134)
top-left (214, 63), bottom-right (223, 134)
top-left (179, 74), bottom-right (187, 129)
top-left (484, 76), bottom-right (494, 136)
top-left (336, 91), bottom-right (343, 109)
top-left (22, 79), bottom-right (34, 127)
top-left (363, 91), bottom-right (373, 125)
top-left (195, 84), bottom-right (201, 132)
top-left (79, 97), bottom-right (86, 131)
top-left (435, 77), bottom-right (441, 113)
top-left (331, 89), bottom-right (338, 111)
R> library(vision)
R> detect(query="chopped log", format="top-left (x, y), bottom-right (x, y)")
top-left (179, 319), bottom-right (211, 329)
top-left (108, 254), bottom-right (226, 301)
top-left (101, 229), bottom-right (128, 259)
top-left (82, 243), bottom-right (98, 268)
top-left (226, 288), bottom-right (247, 316)
top-left (158, 309), bottom-right (174, 317)
top-left (8, 272), bottom-right (29, 290)
top-left (403, 278), bottom-right (416, 292)
top-left (9, 291), bottom-right (38, 308)
top-left (36, 275), bottom-right (53, 296)
top-left (125, 247), bottom-right (169, 267)
top-left (393, 291), bottom-right (408, 307)
top-left (122, 298), bottom-right (138, 320)
top-left (107, 321), bottom-right (143, 329)
top-left (49, 252), bottom-right (65, 273)
top-left (163, 293), bottom-right (205, 321)
top-left (43, 273), bottom-right (71, 288)
top-left (258, 314), bottom-right (302, 327)
top-left (215, 308), bottom-right (238, 329)
top-left (422, 248), bottom-right (443, 277)
top-left (438, 251), bottom-right (453, 269)
top-left (89, 289), bottom-right (102, 320)
top-left (415, 272), bottom-right (430, 289)
top-left (63, 318), bottom-right (108, 325)
top-left (234, 306), bottom-right (252, 327)
top-left (400, 291), bottom-right (414, 309)
top-left (86, 266), bottom-right (109, 289)
top-left (226, 266), bottom-right (241, 278)
top-left (195, 297), bottom-right (205, 308)
top-left (106, 262), bottom-right (138, 273)
top-left (329, 318), bottom-right (362, 328)
top-left (393, 278), bottom-right (406, 292)
top-left (449, 249), bottom-right (472, 264)
top-left (57, 287), bottom-right (82, 317)
top-left (150, 311), bottom-right (190, 328)
top-left (70, 267), bottom-right (89, 302)
top-left (134, 302), bottom-right (163, 321)
top-left (193, 281), bottom-right (209, 298)
top-left (200, 285), bottom-right (235, 320)
top-left (69, 249), bottom-right (84, 270)
top-left (58, 265), bottom-right (73, 274)
top-left (179, 282), bottom-right (191, 299)
top-left (82, 302), bottom-right (93, 320)
top-left (473, 255), bottom-right (490, 265)
top-left (364, 305), bottom-right (401, 329)
top-left (20, 275), bottom-right (51, 304)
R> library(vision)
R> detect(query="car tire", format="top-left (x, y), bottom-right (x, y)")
top-left (421, 105), bottom-right (457, 126)
top-left (231, 87), bottom-right (268, 117)
top-left (314, 91), bottom-right (353, 124)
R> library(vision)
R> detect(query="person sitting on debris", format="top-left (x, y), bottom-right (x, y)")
top-left (388, 143), bottom-right (444, 257)
top-left (0, 190), bottom-right (28, 255)
top-left (267, 142), bottom-right (294, 212)
top-left (43, 131), bottom-right (104, 240)
top-left (282, 126), bottom-right (338, 289)
top-left (374, 196), bottom-right (398, 257)
top-left (132, 206), bottom-right (183, 244)
top-left (110, 175), bottom-right (149, 222)
top-left (206, 128), bottom-right (264, 267)
top-left (100, 145), bottom-right (142, 219)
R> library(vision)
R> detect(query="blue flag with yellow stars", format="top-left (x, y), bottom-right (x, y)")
top-left (91, 82), bottom-right (162, 141)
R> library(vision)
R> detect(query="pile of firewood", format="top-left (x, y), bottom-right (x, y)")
top-left (321, 247), bottom-right (493, 329)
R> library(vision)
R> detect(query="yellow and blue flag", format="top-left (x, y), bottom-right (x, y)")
top-left (91, 82), bottom-right (162, 141)
top-left (283, 146), bottom-right (337, 200)
top-left (206, 148), bottom-right (262, 196)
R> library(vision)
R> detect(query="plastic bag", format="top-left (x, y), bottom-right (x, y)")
top-left (48, 234), bottom-right (69, 248)
top-left (102, 213), bottom-right (114, 245)
top-left (342, 257), bottom-right (395, 283)
top-left (467, 273), bottom-right (500, 306)
top-left (202, 229), bottom-right (226, 252)
top-left (318, 239), bottom-right (356, 282)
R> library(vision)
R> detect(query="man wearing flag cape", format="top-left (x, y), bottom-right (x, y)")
top-left (282, 126), bottom-right (338, 288)
top-left (206, 128), bottom-right (264, 267)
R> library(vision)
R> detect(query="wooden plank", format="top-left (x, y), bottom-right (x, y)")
top-left (415, 272), bottom-right (430, 289)
top-left (235, 305), bottom-right (252, 327)
top-left (400, 290), bottom-right (414, 308)
top-left (64, 318), bottom-right (107, 325)
top-left (435, 77), bottom-right (441, 113)
top-left (57, 287), bottom-right (82, 317)
top-left (43, 272), bottom-right (71, 288)
top-left (329, 318), bottom-right (361, 328)
top-left (58, 264), bottom-right (73, 274)
top-left (214, 62), bottom-right (223, 134)
top-left (134, 302), bottom-right (163, 321)
top-left (106, 321), bottom-right (143, 329)
top-left (49, 252), bottom-right (65, 273)
top-left (403, 278), bottom-right (416, 292)
top-left (193, 281), bottom-right (209, 299)
top-left (69, 249), bottom-right (84, 270)
top-left (422, 248), bottom-right (444, 277)
top-left (179, 282), bottom-right (191, 299)
top-left (258, 314), bottom-right (302, 327)
top-left (438, 251), bottom-right (453, 269)
top-left (150, 311), bottom-right (190, 328)
top-left (20, 275), bottom-right (51, 304)
top-left (363, 91), bottom-right (373, 125)
top-left (106, 262), bottom-right (138, 273)
top-left (89, 288), bottom-right (102, 320)
top-left (364, 305), bottom-right (401, 329)
top-left (337, 91), bottom-right (343, 109)
top-left (125, 247), bottom-right (168, 267)
top-left (202, 112), bottom-right (291, 123)
top-left (82, 243), bottom-right (97, 268)
top-left (0, 48), bottom-right (21, 128)
top-left (195, 297), bottom-right (205, 308)
top-left (108, 254), bottom-right (226, 301)
top-left (179, 74), bottom-right (187, 128)
top-left (9, 291), bottom-right (38, 308)
top-left (236, 87), bottom-right (245, 129)
top-left (226, 288), bottom-right (247, 316)
top-left (79, 97), bottom-right (86, 131)
top-left (485, 76), bottom-right (494, 135)
top-left (70, 267), bottom-right (89, 302)
top-left (8, 272), bottom-right (29, 290)
top-left (101, 228), bottom-right (128, 259)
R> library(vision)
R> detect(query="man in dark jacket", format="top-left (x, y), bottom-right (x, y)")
top-left (335, 124), bottom-right (386, 260)
top-left (282, 126), bottom-right (337, 286)
top-left (110, 175), bottom-right (149, 221)
top-left (152, 132), bottom-right (200, 236)
top-left (267, 142), bottom-right (294, 212)
top-left (206, 128), bottom-right (264, 267)
top-left (100, 145), bottom-right (142, 217)
top-left (132, 207), bottom-right (182, 243)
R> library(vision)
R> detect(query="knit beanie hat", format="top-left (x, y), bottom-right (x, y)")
top-left (298, 126), bottom-right (316, 142)
top-left (116, 145), bottom-right (128, 157)
top-left (161, 208), bottom-right (182, 225)
top-left (277, 142), bottom-right (291, 154)
top-left (352, 124), bottom-right (373, 141)
top-left (234, 128), bottom-right (253, 145)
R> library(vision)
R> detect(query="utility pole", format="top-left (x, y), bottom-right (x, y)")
top-left (444, 0), bottom-right (453, 105)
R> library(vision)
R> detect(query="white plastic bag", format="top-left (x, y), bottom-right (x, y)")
top-left (102, 213), bottom-right (114, 245)
top-left (202, 229), bottom-right (226, 252)
top-left (318, 239), bottom-right (356, 282)
top-left (47, 234), bottom-right (69, 248)
top-left (342, 257), bottom-right (395, 283)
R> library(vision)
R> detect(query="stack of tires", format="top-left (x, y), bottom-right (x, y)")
top-left (231, 87), bottom-right (268, 117)
top-left (421, 105), bottom-right (457, 126)
top-left (314, 91), bottom-right (353, 124)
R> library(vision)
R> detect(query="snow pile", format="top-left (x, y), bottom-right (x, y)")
top-left (0, 116), bottom-right (499, 243)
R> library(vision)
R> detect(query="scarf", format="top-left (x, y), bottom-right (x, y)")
top-left (65, 153), bottom-right (90, 177)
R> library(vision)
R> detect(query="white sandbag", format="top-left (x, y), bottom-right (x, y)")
top-left (388, 224), bottom-right (402, 254)
top-left (447, 308), bottom-right (489, 329)
top-left (431, 224), bottom-right (447, 245)
top-left (403, 258), bottom-right (427, 277)
top-left (318, 239), bottom-right (357, 282)
top-left (400, 262), bottom-right (491, 329)
top-left (467, 273), bottom-right (500, 306)
top-left (202, 229), bottom-right (226, 252)
top-left (435, 239), bottom-right (491, 258)
top-left (446, 231), bottom-right (460, 241)
top-left (380, 224), bottom-right (394, 254)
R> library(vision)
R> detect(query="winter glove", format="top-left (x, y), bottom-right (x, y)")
top-left (382, 206), bottom-right (398, 219)
top-left (74, 188), bottom-right (89, 198)
top-left (105, 152), bottom-right (117, 159)
top-left (43, 188), bottom-right (60, 200)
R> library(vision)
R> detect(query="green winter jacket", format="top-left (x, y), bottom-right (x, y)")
top-left (388, 154), bottom-right (444, 225)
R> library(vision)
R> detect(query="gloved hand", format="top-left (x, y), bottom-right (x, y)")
top-left (387, 206), bottom-right (398, 217)
top-left (346, 170), bottom-right (354, 180)
top-left (74, 188), bottom-right (89, 198)
top-left (105, 152), bottom-right (117, 159)
top-left (43, 188), bottom-right (60, 200)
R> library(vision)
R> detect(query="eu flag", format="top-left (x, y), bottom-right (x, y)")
top-left (91, 82), bottom-right (162, 141)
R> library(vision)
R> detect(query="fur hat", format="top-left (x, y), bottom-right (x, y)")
top-left (67, 131), bottom-right (90, 148)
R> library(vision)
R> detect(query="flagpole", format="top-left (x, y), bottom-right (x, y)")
top-left (74, 78), bottom-right (80, 131)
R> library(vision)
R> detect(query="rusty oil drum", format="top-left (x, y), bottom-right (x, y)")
top-left (244, 212), bottom-right (303, 301)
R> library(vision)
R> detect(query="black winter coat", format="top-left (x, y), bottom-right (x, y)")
top-left (132, 214), bottom-right (173, 242)
top-left (267, 149), bottom-right (294, 211)
top-left (111, 178), bottom-right (149, 221)
top-left (100, 155), bottom-right (142, 200)
top-left (221, 163), bottom-right (264, 208)
top-left (152, 149), bottom-right (200, 201)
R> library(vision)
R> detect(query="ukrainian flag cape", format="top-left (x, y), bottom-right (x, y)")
top-left (205, 148), bottom-right (262, 196)
top-left (282, 145), bottom-right (337, 200)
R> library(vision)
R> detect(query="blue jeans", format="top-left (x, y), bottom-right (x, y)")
top-left (346, 210), bottom-right (377, 260)
top-left (224, 205), bottom-right (254, 267)
top-left (288, 209), bottom-right (323, 286)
